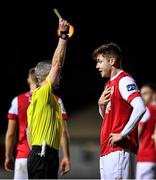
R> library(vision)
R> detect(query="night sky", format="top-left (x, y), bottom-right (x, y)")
top-left (0, 0), bottom-right (155, 133)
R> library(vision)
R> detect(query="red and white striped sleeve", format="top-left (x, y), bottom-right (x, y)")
top-left (119, 76), bottom-right (140, 103)
top-left (119, 76), bottom-right (146, 137)
top-left (57, 97), bottom-right (69, 121)
top-left (7, 97), bottom-right (18, 120)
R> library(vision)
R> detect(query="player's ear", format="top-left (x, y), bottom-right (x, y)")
top-left (109, 58), bottom-right (116, 66)
top-left (27, 77), bottom-right (30, 84)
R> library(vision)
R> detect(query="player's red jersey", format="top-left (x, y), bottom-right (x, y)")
top-left (137, 104), bottom-right (156, 162)
top-left (55, 96), bottom-right (69, 120)
top-left (100, 71), bottom-right (140, 156)
top-left (7, 92), bottom-right (31, 158)
top-left (7, 92), bottom-right (68, 159)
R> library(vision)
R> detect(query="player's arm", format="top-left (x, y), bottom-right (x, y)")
top-left (152, 124), bottom-right (156, 148)
top-left (5, 97), bottom-right (18, 171)
top-left (5, 119), bottom-right (17, 171)
top-left (98, 86), bottom-right (111, 118)
top-left (57, 97), bottom-right (71, 175)
top-left (60, 121), bottom-right (71, 175)
top-left (154, 125), bottom-right (156, 149)
top-left (120, 97), bottom-right (146, 137)
top-left (48, 19), bottom-right (69, 87)
top-left (26, 126), bottom-right (32, 149)
top-left (138, 107), bottom-right (150, 139)
top-left (109, 76), bottom-right (146, 147)
top-left (138, 125), bottom-right (144, 140)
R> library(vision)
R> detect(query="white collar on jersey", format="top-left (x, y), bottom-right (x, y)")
top-left (110, 70), bottom-right (123, 81)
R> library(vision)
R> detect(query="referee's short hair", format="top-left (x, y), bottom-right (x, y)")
top-left (35, 60), bottom-right (51, 84)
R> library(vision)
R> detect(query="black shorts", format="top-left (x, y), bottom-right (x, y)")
top-left (27, 145), bottom-right (59, 179)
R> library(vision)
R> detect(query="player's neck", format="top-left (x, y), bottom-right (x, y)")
top-left (30, 83), bottom-right (37, 91)
top-left (110, 68), bottom-right (123, 81)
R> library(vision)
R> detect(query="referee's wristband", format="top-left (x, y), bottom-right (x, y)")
top-left (60, 33), bottom-right (69, 40)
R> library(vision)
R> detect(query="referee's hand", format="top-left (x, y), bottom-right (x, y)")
top-left (59, 19), bottom-right (70, 33)
top-left (60, 157), bottom-right (71, 176)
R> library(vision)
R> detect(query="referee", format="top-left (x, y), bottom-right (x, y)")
top-left (27, 19), bottom-right (69, 179)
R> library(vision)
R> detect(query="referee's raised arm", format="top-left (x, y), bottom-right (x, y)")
top-left (49, 19), bottom-right (69, 87)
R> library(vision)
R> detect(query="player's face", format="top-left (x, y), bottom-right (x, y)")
top-left (152, 92), bottom-right (156, 102)
top-left (141, 86), bottom-right (153, 105)
top-left (96, 54), bottom-right (111, 78)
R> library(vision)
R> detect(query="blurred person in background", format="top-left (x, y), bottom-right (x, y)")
top-left (92, 42), bottom-right (146, 179)
top-left (151, 84), bottom-right (156, 150)
top-left (152, 84), bottom-right (156, 103)
top-left (5, 67), bottom-right (70, 179)
top-left (136, 83), bottom-right (156, 179)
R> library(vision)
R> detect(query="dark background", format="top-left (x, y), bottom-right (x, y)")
top-left (0, 0), bottom-right (155, 134)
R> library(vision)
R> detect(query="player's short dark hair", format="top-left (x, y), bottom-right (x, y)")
top-left (142, 83), bottom-right (156, 93)
top-left (92, 42), bottom-right (122, 65)
top-left (29, 67), bottom-right (38, 84)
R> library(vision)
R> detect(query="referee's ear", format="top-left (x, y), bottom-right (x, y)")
top-left (27, 77), bottom-right (30, 86)
top-left (27, 75), bottom-right (33, 88)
